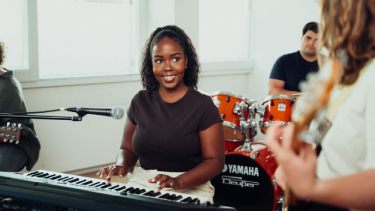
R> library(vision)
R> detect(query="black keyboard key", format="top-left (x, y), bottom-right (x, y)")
top-left (159, 193), bottom-right (171, 199)
top-left (188, 198), bottom-right (199, 204)
top-left (63, 177), bottom-right (74, 182)
top-left (93, 182), bottom-right (106, 187)
top-left (114, 186), bottom-right (126, 191)
top-left (27, 171), bottom-right (39, 176)
top-left (37, 173), bottom-right (49, 178)
top-left (30, 172), bottom-right (44, 177)
top-left (143, 191), bottom-right (155, 196)
top-left (50, 175), bottom-right (62, 180)
top-left (88, 182), bottom-right (100, 187)
top-left (101, 184), bottom-right (112, 189)
top-left (203, 201), bottom-right (211, 207)
top-left (44, 174), bottom-right (56, 179)
top-left (135, 189), bottom-right (146, 194)
top-left (82, 180), bottom-right (93, 185)
top-left (170, 195), bottom-right (183, 201)
top-left (75, 179), bottom-right (87, 184)
top-left (108, 185), bottom-right (119, 190)
top-left (124, 187), bottom-right (134, 193)
top-left (180, 197), bottom-right (192, 203)
top-left (67, 178), bottom-right (79, 183)
top-left (150, 192), bottom-right (161, 197)
top-left (56, 176), bottom-right (69, 181)
top-left (129, 188), bottom-right (139, 194)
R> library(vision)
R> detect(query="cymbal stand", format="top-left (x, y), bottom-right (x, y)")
top-left (239, 102), bottom-right (257, 152)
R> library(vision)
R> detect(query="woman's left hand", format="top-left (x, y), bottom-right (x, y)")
top-left (148, 174), bottom-right (182, 191)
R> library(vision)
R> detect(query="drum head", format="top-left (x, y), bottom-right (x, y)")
top-left (211, 154), bottom-right (275, 211)
top-left (223, 122), bottom-right (244, 140)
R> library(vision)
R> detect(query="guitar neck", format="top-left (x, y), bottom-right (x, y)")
top-left (0, 123), bottom-right (22, 144)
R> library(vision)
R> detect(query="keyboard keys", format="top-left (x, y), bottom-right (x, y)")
top-left (114, 186), bottom-right (126, 191)
top-left (75, 179), bottom-right (87, 184)
top-left (108, 185), bottom-right (119, 190)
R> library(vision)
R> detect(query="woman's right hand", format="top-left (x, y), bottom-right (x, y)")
top-left (96, 164), bottom-right (129, 183)
top-left (274, 165), bottom-right (287, 191)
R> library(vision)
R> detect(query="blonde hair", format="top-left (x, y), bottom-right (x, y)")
top-left (318, 0), bottom-right (375, 85)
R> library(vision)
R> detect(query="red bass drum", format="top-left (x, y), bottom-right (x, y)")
top-left (211, 141), bottom-right (284, 211)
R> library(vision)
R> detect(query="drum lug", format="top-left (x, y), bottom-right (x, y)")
top-left (221, 114), bottom-right (225, 119)
top-left (256, 105), bottom-right (266, 117)
top-left (269, 115), bottom-right (273, 120)
top-left (226, 96), bottom-right (230, 102)
top-left (270, 99), bottom-right (274, 106)
top-left (250, 152), bottom-right (259, 159)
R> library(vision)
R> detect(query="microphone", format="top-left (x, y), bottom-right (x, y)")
top-left (63, 107), bottom-right (124, 119)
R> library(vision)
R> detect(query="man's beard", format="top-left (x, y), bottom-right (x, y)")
top-left (302, 50), bottom-right (316, 58)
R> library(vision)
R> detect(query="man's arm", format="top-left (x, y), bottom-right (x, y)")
top-left (268, 79), bottom-right (300, 96)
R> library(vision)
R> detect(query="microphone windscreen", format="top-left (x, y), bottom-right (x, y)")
top-left (112, 107), bottom-right (125, 119)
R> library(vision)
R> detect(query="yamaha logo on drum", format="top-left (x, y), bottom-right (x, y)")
top-left (222, 163), bottom-right (259, 177)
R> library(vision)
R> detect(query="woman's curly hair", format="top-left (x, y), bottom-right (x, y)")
top-left (0, 42), bottom-right (5, 66)
top-left (319, 0), bottom-right (375, 85)
top-left (140, 25), bottom-right (200, 94)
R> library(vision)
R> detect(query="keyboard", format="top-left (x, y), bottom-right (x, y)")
top-left (0, 170), bottom-right (237, 211)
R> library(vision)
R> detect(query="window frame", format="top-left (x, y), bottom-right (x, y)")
top-left (18, 0), bottom-right (254, 89)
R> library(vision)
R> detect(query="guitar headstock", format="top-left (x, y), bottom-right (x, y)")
top-left (0, 122), bottom-right (22, 144)
top-left (291, 58), bottom-right (341, 149)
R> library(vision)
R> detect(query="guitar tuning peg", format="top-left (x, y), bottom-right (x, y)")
top-left (12, 123), bottom-right (16, 127)
top-left (18, 123), bottom-right (22, 128)
top-left (9, 140), bottom-right (13, 144)
top-left (6, 122), bottom-right (10, 127)
top-left (15, 141), bottom-right (19, 144)
top-left (4, 139), bottom-right (8, 143)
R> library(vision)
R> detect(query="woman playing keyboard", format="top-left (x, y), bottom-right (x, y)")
top-left (97, 25), bottom-right (224, 203)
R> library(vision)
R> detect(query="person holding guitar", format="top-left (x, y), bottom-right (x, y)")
top-left (97, 25), bottom-right (225, 203)
top-left (268, 22), bottom-right (320, 97)
top-left (266, 0), bottom-right (375, 210)
top-left (0, 41), bottom-right (41, 172)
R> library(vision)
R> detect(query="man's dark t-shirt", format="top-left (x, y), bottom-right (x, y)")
top-left (270, 51), bottom-right (319, 92)
top-left (127, 87), bottom-right (222, 172)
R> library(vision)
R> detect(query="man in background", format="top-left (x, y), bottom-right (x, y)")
top-left (268, 22), bottom-right (319, 96)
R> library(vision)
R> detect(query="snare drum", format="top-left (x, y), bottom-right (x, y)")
top-left (211, 141), bottom-right (284, 211)
top-left (211, 91), bottom-right (255, 140)
top-left (259, 95), bottom-right (296, 134)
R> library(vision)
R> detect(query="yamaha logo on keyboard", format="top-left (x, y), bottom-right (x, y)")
top-left (222, 164), bottom-right (259, 177)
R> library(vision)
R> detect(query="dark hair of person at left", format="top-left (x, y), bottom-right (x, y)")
top-left (302, 22), bottom-right (319, 36)
top-left (0, 42), bottom-right (5, 66)
top-left (140, 25), bottom-right (200, 95)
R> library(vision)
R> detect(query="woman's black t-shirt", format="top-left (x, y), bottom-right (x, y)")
top-left (127, 87), bottom-right (222, 172)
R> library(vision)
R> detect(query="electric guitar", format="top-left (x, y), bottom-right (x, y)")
top-left (285, 57), bottom-right (342, 209)
top-left (0, 122), bottom-right (22, 144)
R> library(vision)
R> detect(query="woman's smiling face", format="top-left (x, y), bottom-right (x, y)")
top-left (152, 37), bottom-right (188, 91)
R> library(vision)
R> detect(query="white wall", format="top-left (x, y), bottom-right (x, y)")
top-left (20, 0), bottom-right (321, 173)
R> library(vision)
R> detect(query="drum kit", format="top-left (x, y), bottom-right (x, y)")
top-left (210, 91), bottom-right (297, 211)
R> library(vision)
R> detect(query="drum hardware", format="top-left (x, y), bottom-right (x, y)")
top-left (250, 152), bottom-right (259, 159)
top-left (238, 102), bottom-right (258, 152)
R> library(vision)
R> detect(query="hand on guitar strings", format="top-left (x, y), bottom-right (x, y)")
top-left (148, 174), bottom-right (182, 191)
top-left (96, 164), bottom-right (131, 183)
top-left (265, 123), bottom-right (319, 199)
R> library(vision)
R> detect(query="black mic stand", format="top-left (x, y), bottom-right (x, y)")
top-left (0, 113), bottom-right (85, 121)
